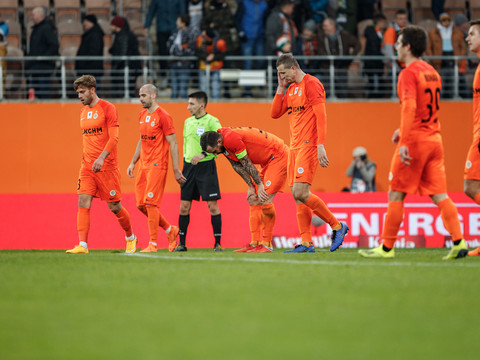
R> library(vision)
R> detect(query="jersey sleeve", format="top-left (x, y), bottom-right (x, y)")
top-left (398, 69), bottom-right (417, 101)
top-left (271, 93), bottom-right (288, 118)
top-left (305, 76), bottom-right (326, 106)
top-left (104, 102), bottom-right (119, 128)
top-left (398, 70), bottom-right (418, 146)
top-left (224, 131), bottom-right (247, 160)
top-left (209, 116), bottom-right (222, 131)
top-left (160, 111), bottom-right (175, 136)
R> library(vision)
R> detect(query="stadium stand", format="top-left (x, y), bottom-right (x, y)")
top-left (5, 45), bottom-right (25, 99)
top-left (381, 0), bottom-right (408, 21)
top-left (57, 18), bottom-right (82, 52)
top-left (54, 0), bottom-right (81, 23)
top-left (84, 0), bottom-right (112, 22)
top-left (5, 19), bottom-right (21, 48)
top-left (0, 0), bottom-right (19, 23)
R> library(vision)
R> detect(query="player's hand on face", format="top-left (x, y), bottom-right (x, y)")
top-left (92, 158), bottom-right (104, 173)
top-left (277, 72), bottom-right (288, 89)
top-left (317, 145), bottom-right (329, 168)
top-left (174, 169), bottom-right (187, 184)
top-left (392, 129), bottom-right (400, 144)
top-left (126, 164), bottom-right (135, 178)
top-left (399, 146), bottom-right (412, 165)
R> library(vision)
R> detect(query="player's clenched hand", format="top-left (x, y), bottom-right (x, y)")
top-left (127, 163), bottom-right (135, 178)
top-left (174, 169), bottom-right (187, 184)
top-left (247, 186), bottom-right (258, 204)
top-left (399, 146), bottom-right (412, 165)
top-left (317, 145), bottom-right (329, 168)
top-left (92, 158), bottom-right (104, 173)
top-left (392, 129), bottom-right (400, 144)
top-left (257, 184), bottom-right (269, 203)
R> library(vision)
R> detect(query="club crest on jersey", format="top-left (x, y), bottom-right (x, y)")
top-left (266, 180), bottom-right (272, 187)
top-left (297, 167), bottom-right (304, 174)
top-left (148, 192), bottom-right (154, 198)
top-left (146, 116), bottom-right (151, 122)
top-left (298, 90), bottom-right (302, 96)
top-left (87, 111), bottom-right (93, 119)
top-left (197, 126), bottom-right (205, 136)
top-left (294, 87), bottom-right (299, 95)
top-left (466, 161), bottom-right (472, 169)
top-left (151, 121), bottom-right (155, 127)
top-left (109, 190), bottom-right (116, 196)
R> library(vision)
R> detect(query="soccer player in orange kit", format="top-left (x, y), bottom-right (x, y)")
top-left (127, 84), bottom-right (186, 252)
top-left (358, 26), bottom-right (467, 260)
top-left (201, 127), bottom-right (289, 253)
top-left (463, 20), bottom-right (480, 257)
top-left (271, 54), bottom-right (348, 253)
top-left (66, 75), bottom-right (137, 254)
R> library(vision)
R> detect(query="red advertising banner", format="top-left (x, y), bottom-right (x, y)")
top-left (1, 192), bottom-right (480, 249)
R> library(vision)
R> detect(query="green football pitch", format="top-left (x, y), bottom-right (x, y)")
top-left (1, 249), bottom-right (479, 360)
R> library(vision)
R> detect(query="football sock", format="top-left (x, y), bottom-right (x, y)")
top-left (296, 203), bottom-right (313, 243)
top-left (261, 203), bottom-right (276, 243)
top-left (165, 226), bottom-right (171, 234)
top-left (178, 214), bottom-right (190, 246)
top-left (77, 207), bottom-right (90, 243)
top-left (305, 194), bottom-right (340, 229)
top-left (261, 241), bottom-right (272, 248)
top-left (115, 207), bottom-right (133, 238)
top-left (211, 214), bottom-right (222, 245)
top-left (158, 213), bottom-right (170, 231)
top-left (437, 198), bottom-right (463, 241)
top-left (474, 192), bottom-right (480, 205)
top-left (249, 205), bottom-right (263, 243)
top-left (382, 201), bottom-right (404, 249)
top-left (146, 205), bottom-right (160, 245)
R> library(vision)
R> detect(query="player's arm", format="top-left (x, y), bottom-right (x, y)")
top-left (92, 126), bottom-right (119, 173)
top-left (166, 133), bottom-right (187, 184)
top-left (127, 138), bottom-right (141, 178)
top-left (238, 155), bottom-right (268, 202)
top-left (312, 102), bottom-right (329, 168)
top-left (271, 93), bottom-right (288, 118)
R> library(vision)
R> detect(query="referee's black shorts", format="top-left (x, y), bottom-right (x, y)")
top-left (181, 160), bottom-right (221, 201)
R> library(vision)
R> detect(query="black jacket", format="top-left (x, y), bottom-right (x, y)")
top-left (27, 18), bottom-right (59, 70)
top-left (363, 25), bottom-right (384, 70)
top-left (109, 21), bottom-right (141, 73)
top-left (76, 24), bottom-right (104, 73)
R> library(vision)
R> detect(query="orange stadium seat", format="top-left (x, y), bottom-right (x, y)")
top-left (0, 0), bottom-right (19, 22)
top-left (24, 0), bottom-right (50, 10)
top-left (85, 0), bottom-right (112, 20)
top-left (57, 19), bottom-right (82, 52)
top-left (5, 19), bottom-right (21, 48)
top-left (54, 0), bottom-right (81, 23)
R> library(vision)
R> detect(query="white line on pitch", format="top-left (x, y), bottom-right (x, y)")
top-left (126, 253), bottom-right (480, 268)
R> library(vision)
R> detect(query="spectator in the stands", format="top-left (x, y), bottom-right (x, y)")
top-left (431, 0), bottom-right (445, 21)
top-left (0, 20), bottom-right (8, 88)
top-left (317, 17), bottom-right (360, 97)
top-left (26, 7), bottom-right (59, 99)
top-left (195, 28), bottom-right (227, 99)
top-left (331, 0), bottom-right (357, 35)
top-left (110, 16), bottom-right (141, 98)
top-left (426, 12), bottom-right (466, 98)
top-left (363, 13), bottom-right (388, 98)
top-left (76, 14), bottom-right (104, 81)
top-left (187, 0), bottom-right (204, 30)
top-left (167, 14), bottom-right (199, 99)
top-left (383, 9), bottom-right (408, 68)
top-left (358, 0), bottom-right (379, 22)
top-left (291, 0), bottom-right (314, 33)
top-left (308, 0), bottom-right (329, 24)
top-left (265, 0), bottom-right (298, 55)
top-left (144, 0), bottom-right (185, 70)
top-left (299, 19), bottom-right (319, 72)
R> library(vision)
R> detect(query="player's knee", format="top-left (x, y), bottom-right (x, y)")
top-left (292, 188), bottom-right (308, 203)
top-left (137, 205), bottom-right (147, 214)
top-left (464, 183), bottom-right (476, 200)
top-left (207, 201), bottom-right (220, 215)
top-left (180, 202), bottom-right (191, 215)
top-left (108, 201), bottom-right (122, 214)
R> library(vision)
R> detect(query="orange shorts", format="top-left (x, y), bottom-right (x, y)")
top-left (260, 144), bottom-right (288, 194)
top-left (77, 166), bottom-right (123, 202)
top-left (135, 166), bottom-right (168, 207)
top-left (464, 135), bottom-right (480, 180)
top-left (389, 140), bottom-right (447, 195)
top-left (287, 146), bottom-right (318, 187)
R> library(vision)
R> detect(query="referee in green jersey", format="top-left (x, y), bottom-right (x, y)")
top-left (174, 91), bottom-right (223, 251)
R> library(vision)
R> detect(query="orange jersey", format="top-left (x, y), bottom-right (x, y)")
top-left (397, 60), bottom-right (442, 145)
top-left (138, 106), bottom-right (175, 169)
top-left (80, 99), bottom-right (119, 170)
top-left (473, 63), bottom-right (480, 135)
top-left (271, 74), bottom-right (326, 149)
top-left (218, 127), bottom-right (286, 166)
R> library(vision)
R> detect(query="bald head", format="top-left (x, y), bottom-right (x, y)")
top-left (140, 84), bottom-right (158, 96)
top-left (32, 7), bottom-right (46, 24)
top-left (139, 84), bottom-right (158, 110)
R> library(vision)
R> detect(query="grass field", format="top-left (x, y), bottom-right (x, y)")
top-left (1, 249), bottom-right (479, 360)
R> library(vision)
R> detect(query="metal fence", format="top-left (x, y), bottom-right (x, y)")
top-left (0, 55), bottom-right (478, 101)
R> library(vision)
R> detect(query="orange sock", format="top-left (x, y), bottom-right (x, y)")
top-left (474, 193), bottom-right (480, 206)
top-left (296, 203), bottom-right (313, 243)
top-left (158, 213), bottom-right (170, 231)
top-left (146, 205), bottom-right (160, 244)
top-left (382, 201), bottom-right (404, 249)
top-left (115, 207), bottom-right (133, 238)
top-left (437, 198), bottom-right (463, 241)
top-left (249, 205), bottom-right (263, 244)
top-left (305, 194), bottom-right (340, 229)
top-left (77, 207), bottom-right (90, 243)
top-left (261, 203), bottom-right (276, 244)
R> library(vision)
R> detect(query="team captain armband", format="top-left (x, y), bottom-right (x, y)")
top-left (235, 149), bottom-right (247, 160)
top-left (104, 126), bottom-right (119, 154)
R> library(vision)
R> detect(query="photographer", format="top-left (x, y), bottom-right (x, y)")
top-left (346, 146), bottom-right (376, 192)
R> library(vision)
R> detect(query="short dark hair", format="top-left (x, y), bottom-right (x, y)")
top-left (200, 131), bottom-right (221, 152)
top-left (395, 9), bottom-right (407, 17)
top-left (276, 53), bottom-right (300, 69)
top-left (373, 13), bottom-right (387, 23)
top-left (188, 91), bottom-right (208, 107)
top-left (73, 75), bottom-right (96, 90)
top-left (179, 13), bottom-right (190, 27)
top-left (398, 25), bottom-right (427, 58)
top-left (470, 20), bottom-right (480, 29)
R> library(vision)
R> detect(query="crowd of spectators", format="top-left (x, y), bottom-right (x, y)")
top-left (0, 0), bottom-right (478, 99)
